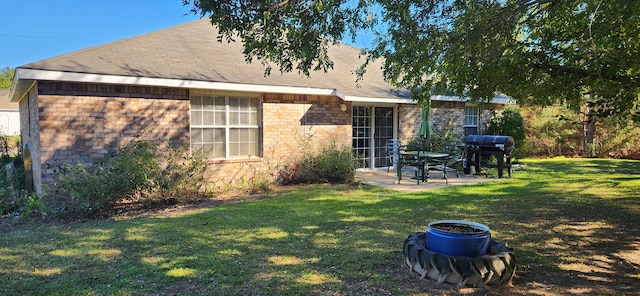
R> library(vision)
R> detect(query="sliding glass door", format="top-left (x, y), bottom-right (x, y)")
top-left (352, 106), bottom-right (396, 169)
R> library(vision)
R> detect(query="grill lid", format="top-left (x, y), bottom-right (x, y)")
top-left (465, 135), bottom-right (515, 151)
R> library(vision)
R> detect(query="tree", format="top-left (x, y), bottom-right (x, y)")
top-left (183, 0), bottom-right (640, 119)
top-left (487, 108), bottom-right (526, 159)
top-left (0, 67), bottom-right (14, 89)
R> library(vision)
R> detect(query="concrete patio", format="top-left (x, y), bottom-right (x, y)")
top-left (355, 168), bottom-right (502, 192)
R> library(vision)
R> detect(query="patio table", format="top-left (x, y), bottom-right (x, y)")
top-left (397, 151), bottom-right (449, 183)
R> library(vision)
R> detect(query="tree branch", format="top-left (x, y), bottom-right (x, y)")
top-left (523, 0), bottom-right (559, 7)
top-left (531, 62), bottom-right (639, 86)
top-left (272, 0), bottom-right (291, 10)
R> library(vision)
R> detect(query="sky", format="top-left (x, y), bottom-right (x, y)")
top-left (1, 0), bottom-right (372, 69)
top-left (1, 0), bottom-right (201, 68)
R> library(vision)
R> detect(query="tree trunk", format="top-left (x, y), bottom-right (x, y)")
top-left (582, 106), bottom-right (597, 157)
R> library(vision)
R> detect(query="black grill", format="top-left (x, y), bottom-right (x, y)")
top-left (464, 135), bottom-right (515, 178)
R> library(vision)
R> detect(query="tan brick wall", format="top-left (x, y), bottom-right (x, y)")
top-left (19, 85), bottom-right (43, 193)
top-left (37, 82), bottom-right (189, 184)
top-left (263, 93), bottom-right (351, 161)
top-left (398, 104), bottom-right (420, 142)
top-left (33, 82), bottom-right (352, 189)
top-left (203, 93), bottom-right (351, 187)
top-left (479, 108), bottom-right (495, 133)
top-left (398, 101), bottom-right (504, 144)
top-left (431, 101), bottom-right (466, 138)
top-left (31, 80), bottom-right (505, 190)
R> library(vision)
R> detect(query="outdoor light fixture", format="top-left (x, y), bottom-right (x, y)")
top-left (340, 103), bottom-right (348, 112)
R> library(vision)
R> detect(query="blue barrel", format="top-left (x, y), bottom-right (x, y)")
top-left (425, 220), bottom-right (491, 257)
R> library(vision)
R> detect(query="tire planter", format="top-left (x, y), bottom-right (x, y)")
top-left (426, 220), bottom-right (491, 257)
top-left (403, 231), bottom-right (516, 288)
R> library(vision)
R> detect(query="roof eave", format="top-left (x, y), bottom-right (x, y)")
top-left (12, 68), bottom-right (513, 105)
top-left (431, 94), bottom-right (515, 105)
top-left (8, 70), bottom-right (35, 103)
top-left (13, 68), bottom-right (411, 102)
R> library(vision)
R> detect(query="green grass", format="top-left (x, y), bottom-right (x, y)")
top-left (1, 157), bottom-right (639, 295)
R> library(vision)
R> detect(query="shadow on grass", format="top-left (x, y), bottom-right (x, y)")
top-left (1, 159), bottom-right (639, 295)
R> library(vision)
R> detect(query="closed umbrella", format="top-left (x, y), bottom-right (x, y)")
top-left (419, 99), bottom-right (432, 139)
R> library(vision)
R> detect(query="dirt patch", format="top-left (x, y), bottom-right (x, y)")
top-left (111, 187), bottom-right (289, 220)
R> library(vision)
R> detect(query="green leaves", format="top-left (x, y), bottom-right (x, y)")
top-left (0, 67), bottom-right (14, 89)
top-left (184, 0), bottom-right (640, 118)
top-left (183, 0), bottom-right (370, 76)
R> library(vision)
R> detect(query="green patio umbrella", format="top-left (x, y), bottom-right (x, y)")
top-left (418, 99), bottom-right (432, 139)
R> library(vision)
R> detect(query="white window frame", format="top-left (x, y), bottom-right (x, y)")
top-left (190, 93), bottom-right (261, 159)
top-left (464, 105), bottom-right (479, 135)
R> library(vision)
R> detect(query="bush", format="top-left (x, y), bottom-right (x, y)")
top-left (0, 135), bottom-right (20, 157)
top-left (0, 154), bottom-right (49, 222)
top-left (596, 116), bottom-right (640, 159)
top-left (487, 107), bottom-right (526, 159)
top-left (405, 124), bottom-right (461, 153)
top-left (518, 105), bottom-right (640, 159)
top-left (154, 147), bottom-right (206, 199)
top-left (520, 105), bottom-right (583, 157)
top-left (55, 141), bottom-right (159, 216)
top-left (279, 142), bottom-right (356, 185)
top-left (0, 155), bottom-right (26, 215)
top-left (52, 140), bottom-right (206, 218)
top-left (17, 192), bottom-right (50, 221)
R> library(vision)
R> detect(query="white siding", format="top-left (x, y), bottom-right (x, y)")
top-left (0, 110), bottom-right (20, 135)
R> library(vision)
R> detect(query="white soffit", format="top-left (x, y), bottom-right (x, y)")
top-left (15, 68), bottom-right (343, 97)
top-left (345, 94), bottom-right (513, 105)
top-left (13, 68), bottom-right (513, 104)
top-left (343, 95), bottom-right (414, 104)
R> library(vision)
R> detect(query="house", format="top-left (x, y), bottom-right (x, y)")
top-left (8, 19), bottom-right (510, 193)
top-left (0, 89), bottom-right (20, 136)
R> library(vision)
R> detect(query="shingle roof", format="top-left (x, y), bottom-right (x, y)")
top-left (20, 19), bottom-right (408, 100)
top-left (0, 89), bottom-right (18, 110)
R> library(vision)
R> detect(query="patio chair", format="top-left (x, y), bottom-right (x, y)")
top-left (386, 139), bottom-right (403, 173)
top-left (398, 153), bottom-right (427, 185)
top-left (430, 144), bottom-right (465, 184)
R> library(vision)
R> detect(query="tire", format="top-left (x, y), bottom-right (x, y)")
top-left (402, 232), bottom-right (516, 287)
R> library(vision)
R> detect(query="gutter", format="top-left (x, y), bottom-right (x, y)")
top-left (12, 68), bottom-right (514, 105)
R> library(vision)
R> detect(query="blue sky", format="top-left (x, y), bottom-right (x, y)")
top-left (1, 0), bottom-right (200, 68)
top-left (1, 0), bottom-right (372, 69)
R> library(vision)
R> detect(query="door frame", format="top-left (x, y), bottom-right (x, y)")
top-left (351, 103), bottom-right (398, 170)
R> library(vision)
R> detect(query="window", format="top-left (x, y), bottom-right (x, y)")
top-left (464, 105), bottom-right (479, 136)
top-left (190, 94), bottom-right (260, 159)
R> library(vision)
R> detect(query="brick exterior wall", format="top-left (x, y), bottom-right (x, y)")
top-left (35, 82), bottom-right (189, 187)
top-left (398, 100), bottom-right (503, 144)
top-left (25, 80), bottom-right (502, 192)
top-left (204, 93), bottom-right (351, 187)
top-left (19, 86), bottom-right (42, 192)
top-left (263, 93), bottom-right (351, 160)
top-left (29, 82), bottom-right (352, 191)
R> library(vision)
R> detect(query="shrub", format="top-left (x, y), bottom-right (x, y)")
top-left (54, 141), bottom-right (158, 216)
top-left (405, 123), bottom-right (461, 153)
top-left (0, 154), bottom-right (51, 222)
top-left (17, 192), bottom-right (50, 221)
top-left (52, 140), bottom-right (206, 218)
top-left (153, 148), bottom-right (206, 200)
top-left (520, 105), bottom-right (582, 157)
top-left (487, 107), bottom-right (526, 159)
top-left (237, 146), bottom-right (280, 194)
top-left (518, 104), bottom-right (640, 159)
top-left (0, 155), bottom-right (26, 215)
top-left (591, 113), bottom-right (640, 159)
top-left (0, 135), bottom-right (20, 157)
top-left (279, 142), bottom-right (356, 185)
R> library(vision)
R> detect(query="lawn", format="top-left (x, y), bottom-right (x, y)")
top-left (1, 158), bottom-right (639, 295)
